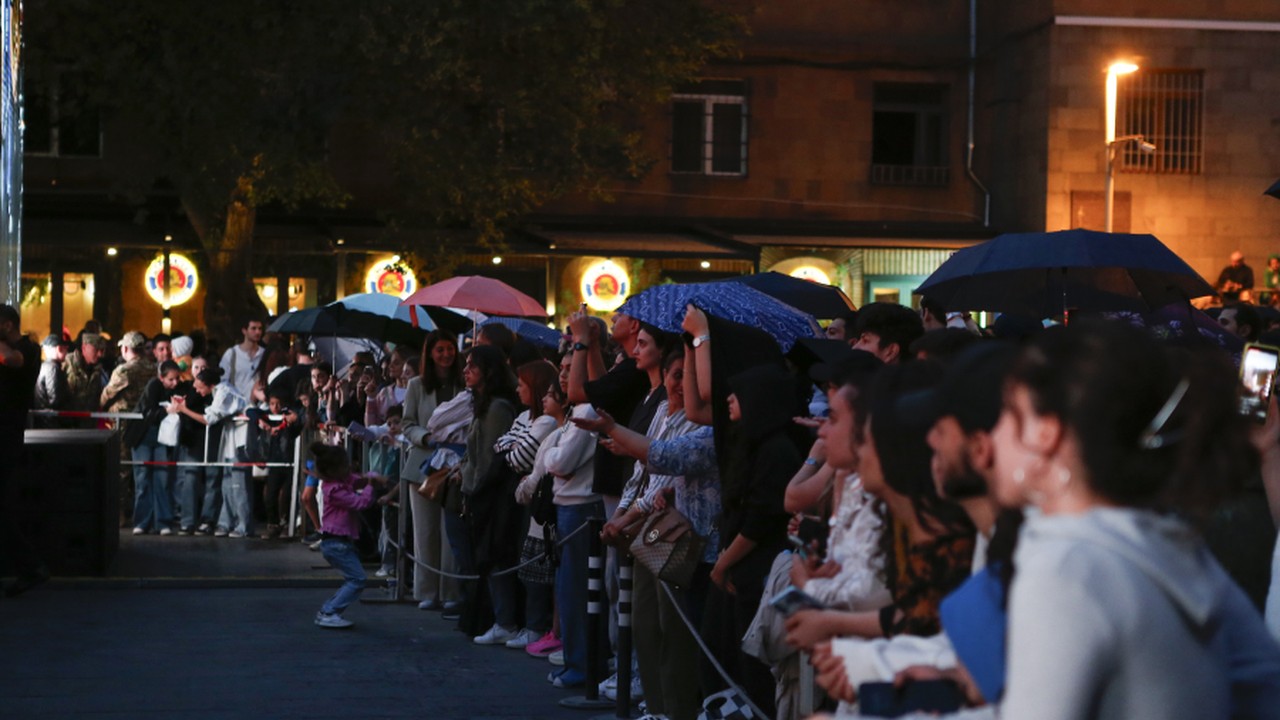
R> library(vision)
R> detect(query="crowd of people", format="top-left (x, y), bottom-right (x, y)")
top-left (6, 280), bottom-right (1280, 719)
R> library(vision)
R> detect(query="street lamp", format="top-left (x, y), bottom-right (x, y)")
top-left (1103, 61), bottom-right (1150, 233)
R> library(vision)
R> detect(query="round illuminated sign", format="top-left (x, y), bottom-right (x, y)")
top-left (581, 260), bottom-right (630, 312)
top-left (145, 253), bottom-right (199, 307)
top-left (789, 265), bottom-right (832, 286)
top-left (365, 257), bottom-right (417, 299)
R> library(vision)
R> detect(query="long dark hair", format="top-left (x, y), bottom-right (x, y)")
top-left (467, 344), bottom-right (518, 417)
top-left (1009, 320), bottom-right (1254, 523)
top-left (517, 359), bottom-right (559, 420)
top-left (419, 330), bottom-right (462, 394)
top-left (864, 361), bottom-right (975, 540)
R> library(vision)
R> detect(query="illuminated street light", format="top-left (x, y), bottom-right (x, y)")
top-left (492, 256), bottom-right (503, 265)
top-left (1104, 61), bottom-right (1146, 233)
top-left (106, 247), bottom-right (118, 256)
top-left (700, 260), bottom-right (711, 269)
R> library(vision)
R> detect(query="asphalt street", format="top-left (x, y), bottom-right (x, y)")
top-left (0, 533), bottom-right (615, 720)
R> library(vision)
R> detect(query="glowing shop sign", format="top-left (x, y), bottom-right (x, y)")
top-left (145, 253), bottom-right (199, 307)
top-left (365, 257), bottom-right (417, 298)
top-left (581, 260), bottom-right (630, 312)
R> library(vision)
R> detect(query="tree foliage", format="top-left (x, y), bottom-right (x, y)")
top-left (24, 0), bottom-right (742, 337)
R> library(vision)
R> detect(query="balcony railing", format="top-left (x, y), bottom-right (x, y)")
top-left (870, 164), bottom-right (949, 187)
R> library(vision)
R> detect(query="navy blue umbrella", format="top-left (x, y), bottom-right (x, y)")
top-left (474, 317), bottom-right (564, 350)
top-left (1266, 178), bottom-right (1280, 200)
top-left (617, 281), bottom-right (820, 352)
top-left (914, 228), bottom-right (1215, 318)
top-left (720, 272), bottom-right (855, 319)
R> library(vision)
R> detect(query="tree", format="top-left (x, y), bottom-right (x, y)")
top-left (25, 0), bottom-right (741, 342)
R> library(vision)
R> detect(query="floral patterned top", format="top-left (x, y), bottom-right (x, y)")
top-left (644, 424), bottom-right (721, 563)
top-left (879, 521), bottom-right (975, 638)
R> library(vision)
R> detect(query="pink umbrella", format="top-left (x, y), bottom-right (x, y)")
top-left (400, 275), bottom-right (546, 317)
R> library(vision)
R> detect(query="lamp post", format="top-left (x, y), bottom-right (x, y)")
top-left (1104, 61), bottom-right (1139, 233)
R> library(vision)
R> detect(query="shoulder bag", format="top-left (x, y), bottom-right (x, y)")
top-left (628, 506), bottom-right (706, 589)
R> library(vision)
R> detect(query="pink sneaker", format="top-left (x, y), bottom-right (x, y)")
top-left (525, 631), bottom-right (562, 658)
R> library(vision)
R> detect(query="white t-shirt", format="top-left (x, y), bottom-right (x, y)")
top-left (219, 343), bottom-right (264, 399)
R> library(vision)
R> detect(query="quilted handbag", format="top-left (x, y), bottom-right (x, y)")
top-left (628, 507), bottom-right (706, 589)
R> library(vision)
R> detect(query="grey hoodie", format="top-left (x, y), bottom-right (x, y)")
top-left (1002, 508), bottom-right (1280, 720)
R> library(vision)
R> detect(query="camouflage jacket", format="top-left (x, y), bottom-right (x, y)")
top-left (101, 357), bottom-right (157, 413)
top-left (64, 350), bottom-right (107, 411)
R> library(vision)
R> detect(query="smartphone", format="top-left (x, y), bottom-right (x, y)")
top-left (858, 680), bottom-right (963, 717)
top-left (787, 534), bottom-right (809, 561)
top-left (769, 585), bottom-right (825, 617)
top-left (1239, 343), bottom-right (1280, 424)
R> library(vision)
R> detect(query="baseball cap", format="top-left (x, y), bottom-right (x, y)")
top-left (897, 341), bottom-right (1016, 433)
top-left (80, 332), bottom-right (106, 348)
top-left (117, 330), bottom-right (147, 350)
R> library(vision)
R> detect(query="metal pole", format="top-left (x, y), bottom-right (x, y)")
top-left (613, 552), bottom-right (634, 718)
top-left (1104, 142), bottom-right (1115, 233)
top-left (561, 516), bottom-right (613, 710)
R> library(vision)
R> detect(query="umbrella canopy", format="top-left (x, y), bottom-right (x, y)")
top-left (617, 281), bottom-right (820, 352)
top-left (401, 275), bottom-right (546, 317)
top-left (475, 317), bottom-right (564, 350)
top-left (914, 228), bottom-right (1215, 318)
top-left (333, 292), bottom-right (420, 325)
top-left (721, 272), bottom-right (856, 319)
top-left (1265, 178), bottom-right (1280, 200)
top-left (265, 303), bottom-right (427, 346)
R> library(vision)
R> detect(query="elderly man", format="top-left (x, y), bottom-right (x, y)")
top-left (101, 331), bottom-right (158, 528)
top-left (1217, 251), bottom-right (1255, 304)
top-left (64, 332), bottom-right (109, 421)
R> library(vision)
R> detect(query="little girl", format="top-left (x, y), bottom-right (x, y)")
top-left (309, 442), bottom-right (392, 629)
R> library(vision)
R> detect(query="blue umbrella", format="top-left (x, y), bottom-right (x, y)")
top-left (332, 292), bottom-right (422, 326)
top-left (618, 282), bottom-right (820, 352)
top-left (915, 228), bottom-right (1215, 318)
top-left (476, 317), bottom-right (564, 350)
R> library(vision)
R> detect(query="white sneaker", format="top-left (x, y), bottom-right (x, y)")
top-left (213, 527), bottom-right (229, 537)
top-left (547, 649), bottom-right (565, 666)
top-left (158, 527), bottom-right (173, 536)
top-left (132, 527), bottom-right (144, 536)
top-left (504, 628), bottom-right (541, 649)
top-left (314, 612), bottom-right (354, 629)
top-left (374, 566), bottom-right (391, 578)
top-left (600, 672), bottom-right (644, 702)
top-left (228, 530), bottom-right (246, 539)
top-left (473, 623), bottom-right (517, 645)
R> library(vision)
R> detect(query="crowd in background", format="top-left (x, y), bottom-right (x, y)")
top-left (11, 285), bottom-right (1280, 719)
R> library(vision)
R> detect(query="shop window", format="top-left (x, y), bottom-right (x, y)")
top-left (1116, 70), bottom-right (1202, 175)
top-left (670, 79), bottom-right (748, 176)
top-left (254, 277), bottom-right (314, 316)
top-left (871, 83), bottom-right (948, 186)
top-left (24, 70), bottom-right (103, 158)
top-left (19, 272), bottom-right (95, 340)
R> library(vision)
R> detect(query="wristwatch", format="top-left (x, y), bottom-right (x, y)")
top-left (692, 334), bottom-right (711, 348)
top-left (572, 341), bottom-right (589, 352)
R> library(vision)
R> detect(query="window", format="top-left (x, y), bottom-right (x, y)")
top-left (24, 70), bottom-right (102, 158)
top-left (670, 79), bottom-right (747, 176)
top-left (871, 83), bottom-right (949, 186)
top-left (1116, 70), bottom-right (1202, 174)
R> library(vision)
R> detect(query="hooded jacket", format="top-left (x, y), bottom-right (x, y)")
top-left (1002, 508), bottom-right (1280, 720)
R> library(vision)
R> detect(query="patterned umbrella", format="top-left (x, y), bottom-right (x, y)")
top-left (617, 282), bottom-right (820, 352)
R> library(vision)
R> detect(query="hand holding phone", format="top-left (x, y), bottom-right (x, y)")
top-left (1239, 343), bottom-right (1280, 424)
top-left (770, 585), bottom-right (825, 617)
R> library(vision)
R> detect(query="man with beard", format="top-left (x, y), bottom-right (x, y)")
top-left (64, 333), bottom-right (109, 422)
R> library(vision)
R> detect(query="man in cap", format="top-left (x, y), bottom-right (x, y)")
top-left (64, 332), bottom-right (109, 419)
top-left (33, 334), bottom-right (72, 427)
top-left (101, 331), bottom-right (158, 527)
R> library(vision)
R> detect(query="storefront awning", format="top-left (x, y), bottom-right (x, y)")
top-left (532, 231), bottom-right (756, 260)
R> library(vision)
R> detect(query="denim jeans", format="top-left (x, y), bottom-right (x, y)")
top-left (523, 579), bottom-right (554, 635)
top-left (175, 446), bottom-right (207, 531)
top-left (320, 538), bottom-right (366, 615)
top-left (131, 435), bottom-right (173, 531)
top-left (488, 565), bottom-right (521, 631)
top-left (200, 466), bottom-right (223, 526)
top-left (443, 508), bottom-right (476, 609)
top-left (218, 468), bottom-right (253, 534)
top-left (556, 500), bottom-right (605, 679)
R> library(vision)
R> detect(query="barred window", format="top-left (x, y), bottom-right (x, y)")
top-left (670, 79), bottom-right (748, 176)
top-left (1116, 70), bottom-right (1202, 174)
top-left (871, 83), bottom-right (949, 187)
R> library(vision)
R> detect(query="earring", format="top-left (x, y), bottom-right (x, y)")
top-left (1012, 467), bottom-right (1027, 486)
top-left (1055, 467), bottom-right (1072, 491)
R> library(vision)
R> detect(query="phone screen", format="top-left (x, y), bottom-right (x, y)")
top-left (1239, 343), bottom-right (1280, 424)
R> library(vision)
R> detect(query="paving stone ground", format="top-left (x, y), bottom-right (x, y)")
top-left (0, 531), bottom-right (618, 720)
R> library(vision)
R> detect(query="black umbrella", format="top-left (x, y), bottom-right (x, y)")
top-left (266, 304), bottom-right (427, 346)
top-left (721, 272), bottom-right (855, 319)
top-left (915, 228), bottom-right (1215, 317)
top-left (1265, 178), bottom-right (1280, 200)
